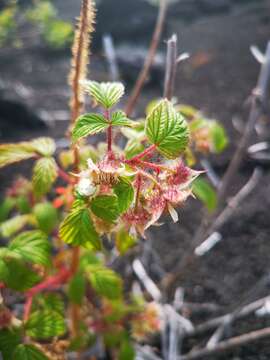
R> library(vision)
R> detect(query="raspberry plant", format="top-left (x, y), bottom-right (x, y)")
top-left (0, 0), bottom-right (227, 358)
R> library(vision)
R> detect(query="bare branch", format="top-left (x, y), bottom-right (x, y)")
top-left (181, 326), bottom-right (270, 360)
top-left (186, 295), bottom-right (270, 337)
top-left (125, 0), bottom-right (168, 116)
top-left (102, 34), bottom-right (120, 81)
top-left (164, 34), bottom-right (178, 100)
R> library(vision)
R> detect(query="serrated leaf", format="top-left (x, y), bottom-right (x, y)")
top-left (145, 99), bottom-right (189, 159)
top-left (84, 81), bottom-right (125, 109)
top-left (32, 157), bottom-right (58, 197)
top-left (33, 293), bottom-right (65, 315)
top-left (210, 122), bottom-right (228, 153)
top-left (72, 113), bottom-right (109, 142)
top-left (31, 137), bottom-right (56, 157)
top-left (9, 230), bottom-right (51, 267)
top-left (0, 215), bottom-right (32, 238)
top-left (0, 329), bottom-right (22, 360)
top-left (90, 195), bottom-right (119, 223)
top-left (116, 228), bottom-right (137, 255)
top-left (0, 142), bottom-right (36, 168)
top-left (1, 257), bottom-right (40, 291)
top-left (12, 344), bottom-right (48, 360)
top-left (33, 202), bottom-right (58, 234)
top-left (86, 265), bottom-right (122, 300)
top-left (68, 272), bottom-right (86, 305)
top-left (192, 178), bottom-right (217, 212)
top-left (59, 206), bottom-right (101, 250)
top-left (111, 111), bottom-right (134, 127)
top-left (113, 177), bottom-right (134, 213)
top-left (26, 310), bottom-right (66, 340)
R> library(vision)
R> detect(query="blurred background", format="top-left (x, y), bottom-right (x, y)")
top-left (1, 1), bottom-right (270, 358)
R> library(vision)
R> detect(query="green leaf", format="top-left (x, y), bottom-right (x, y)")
top-left (84, 81), bottom-right (125, 109)
top-left (31, 137), bottom-right (56, 157)
top-left (113, 177), bottom-right (134, 213)
top-left (90, 195), bottom-right (119, 223)
top-left (59, 206), bottom-right (101, 250)
top-left (0, 197), bottom-right (16, 222)
top-left (145, 99), bottom-right (189, 159)
top-left (16, 195), bottom-right (31, 214)
top-left (32, 157), bottom-right (58, 197)
top-left (86, 265), bottom-right (122, 300)
top-left (0, 215), bottom-right (32, 238)
top-left (193, 178), bottom-right (217, 212)
top-left (12, 344), bottom-right (48, 360)
top-left (119, 339), bottom-right (135, 360)
top-left (68, 272), bottom-right (86, 305)
top-left (115, 228), bottom-right (137, 255)
top-left (1, 257), bottom-right (40, 291)
top-left (111, 111), bottom-right (134, 127)
top-left (9, 230), bottom-right (51, 267)
top-left (26, 310), bottom-right (66, 340)
top-left (33, 293), bottom-right (65, 315)
top-left (0, 142), bottom-right (36, 168)
top-left (210, 122), bottom-right (228, 153)
top-left (0, 329), bottom-right (22, 360)
top-left (72, 113), bottom-right (109, 142)
top-left (33, 202), bottom-right (58, 234)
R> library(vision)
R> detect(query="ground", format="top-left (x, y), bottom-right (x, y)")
top-left (1, 0), bottom-right (270, 358)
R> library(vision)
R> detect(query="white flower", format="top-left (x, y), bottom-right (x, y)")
top-left (77, 177), bottom-right (96, 197)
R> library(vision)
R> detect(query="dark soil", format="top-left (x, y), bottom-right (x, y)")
top-left (1, 0), bottom-right (270, 358)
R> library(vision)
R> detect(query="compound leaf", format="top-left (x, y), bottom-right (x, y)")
top-left (9, 230), bottom-right (51, 267)
top-left (86, 265), bottom-right (122, 300)
top-left (12, 344), bottom-right (48, 360)
top-left (113, 177), bottom-right (134, 213)
top-left (84, 81), bottom-right (125, 109)
top-left (72, 113), bottom-right (109, 142)
top-left (59, 205), bottom-right (101, 250)
top-left (32, 157), bottom-right (58, 197)
top-left (90, 195), bottom-right (119, 223)
top-left (26, 310), bottom-right (66, 340)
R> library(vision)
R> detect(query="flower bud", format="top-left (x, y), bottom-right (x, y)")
top-left (77, 178), bottom-right (96, 197)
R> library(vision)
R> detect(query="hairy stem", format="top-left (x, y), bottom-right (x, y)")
top-left (125, 0), bottom-right (168, 116)
top-left (127, 144), bottom-right (156, 163)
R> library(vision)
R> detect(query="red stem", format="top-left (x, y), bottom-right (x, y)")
top-left (135, 173), bottom-right (142, 210)
top-left (58, 168), bottom-right (73, 184)
top-left (134, 160), bottom-right (164, 173)
top-left (23, 267), bottom-right (72, 321)
top-left (104, 109), bottom-right (113, 153)
top-left (127, 144), bottom-right (156, 163)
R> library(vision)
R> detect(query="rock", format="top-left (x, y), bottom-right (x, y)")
top-left (115, 44), bottom-right (165, 84)
top-left (0, 99), bottom-right (46, 139)
top-left (197, 0), bottom-right (232, 14)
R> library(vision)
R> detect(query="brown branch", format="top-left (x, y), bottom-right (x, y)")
top-left (125, 0), bottom-right (168, 116)
top-left (181, 327), bottom-right (270, 360)
top-left (163, 34), bottom-right (178, 100)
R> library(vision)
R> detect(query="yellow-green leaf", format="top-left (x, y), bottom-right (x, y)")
top-left (193, 178), bottom-right (217, 212)
top-left (72, 113), bottom-right (109, 142)
top-left (84, 81), bottom-right (125, 109)
top-left (59, 206), bottom-right (101, 250)
top-left (32, 157), bottom-right (58, 197)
